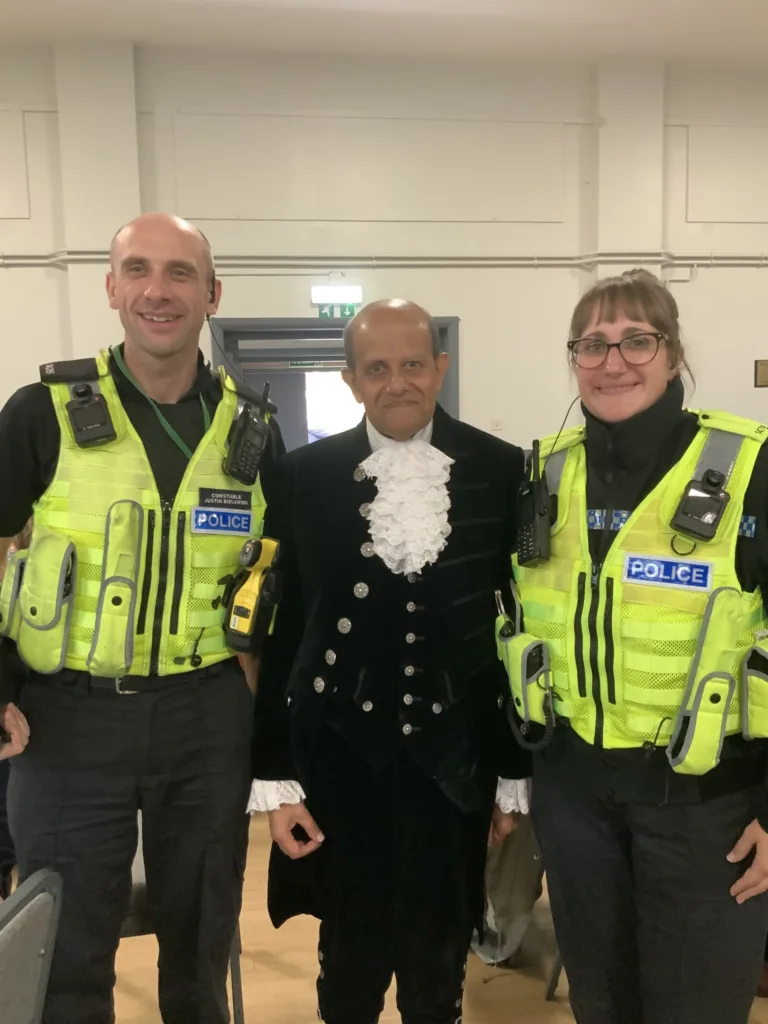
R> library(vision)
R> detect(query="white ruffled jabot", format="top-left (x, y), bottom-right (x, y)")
top-left (361, 420), bottom-right (454, 576)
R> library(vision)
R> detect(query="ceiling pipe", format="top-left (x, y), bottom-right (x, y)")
top-left (1, 250), bottom-right (768, 271)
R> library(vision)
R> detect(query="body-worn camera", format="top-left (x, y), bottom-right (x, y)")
top-left (66, 383), bottom-right (117, 448)
top-left (671, 468), bottom-right (730, 541)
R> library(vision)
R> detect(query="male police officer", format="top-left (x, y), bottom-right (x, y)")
top-left (0, 213), bottom-right (281, 1024)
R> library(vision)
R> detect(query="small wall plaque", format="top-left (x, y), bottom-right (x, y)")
top-left (756, 360), bottom-right (768, 387)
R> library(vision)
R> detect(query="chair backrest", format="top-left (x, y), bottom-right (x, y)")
top-left (0, 869), bottom-right (62, 1024)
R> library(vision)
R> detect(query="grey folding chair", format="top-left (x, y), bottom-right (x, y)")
top-left (121, 814), bottom-right (245, 1024)
top-left (0, 868), bottom-right (63, 1024)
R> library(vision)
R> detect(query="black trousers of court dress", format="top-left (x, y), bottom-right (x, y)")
top-left (268, 728), bottom-right (494, 1024)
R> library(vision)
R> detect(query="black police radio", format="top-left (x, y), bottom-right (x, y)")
top-left (517, 440), bottom-right (552, 567)
top-left (206, 272), bottom-right (275, 486)
top-left (224, 384), bottom-right (272, 486)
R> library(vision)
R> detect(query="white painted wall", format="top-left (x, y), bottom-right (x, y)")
top-left (2, 45), bottom-right (768, 442)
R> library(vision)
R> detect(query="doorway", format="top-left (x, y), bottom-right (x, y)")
top-left (208, 316), bottom-right (460, 452)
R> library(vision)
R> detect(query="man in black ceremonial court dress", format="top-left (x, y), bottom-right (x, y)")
top-left (250, 298), bottom-right (531, 1024)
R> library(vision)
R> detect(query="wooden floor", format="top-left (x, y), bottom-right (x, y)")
top-left (114, 816), bottom-right (768, 1023)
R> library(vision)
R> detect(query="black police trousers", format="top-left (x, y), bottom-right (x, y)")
top-left (7, 661), bottom-right (253, 1024)
top-left (532, 750), bottom-right (768, 1024)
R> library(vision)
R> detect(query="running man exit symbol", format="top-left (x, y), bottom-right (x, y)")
top-left (318, 305), bottom-right (335, 318)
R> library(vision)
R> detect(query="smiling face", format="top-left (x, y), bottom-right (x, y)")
top-left (568, 270), bottom-right (686, 425)
top-left (342, 301), bottom-right (448, 441)
top-left (106, 214), bottom-right (220, 362)
top-left (572, 314), bottom-right (676, 423)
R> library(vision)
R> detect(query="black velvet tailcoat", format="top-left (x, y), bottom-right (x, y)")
top-left (252, 405), bottom-right (531, 925)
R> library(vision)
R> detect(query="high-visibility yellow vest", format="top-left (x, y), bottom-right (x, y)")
top-left (499, 410), bottom-right (768, 775)
top-left (0, 352), bottom-right (267, 678)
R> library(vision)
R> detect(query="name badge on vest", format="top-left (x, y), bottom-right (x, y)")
top-left (622, 554), bottom-right (713, 592)
top-left (191, 508), bottom-right (253, 536)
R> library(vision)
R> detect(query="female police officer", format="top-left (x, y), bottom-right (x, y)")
top-left (500, 269), bottom-right (768, 1023)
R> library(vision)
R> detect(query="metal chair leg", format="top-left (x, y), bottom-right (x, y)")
top-left (230, 922), bottom-right (245, 1024)
top-left (545, 951), bottom-right (563, 1001)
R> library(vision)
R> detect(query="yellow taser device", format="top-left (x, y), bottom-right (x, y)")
top-left (223, 536), bottom-right (281, 654)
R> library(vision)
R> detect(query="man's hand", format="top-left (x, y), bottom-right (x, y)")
top-left (488, 805), bottom-right (519, 847)
top-left (237, 654), bottom-right (259, 695)
top-left (728, 818), bottom-right (768, 903)
top-left (0, 702), bottom-right (29, 760)
top-left (268, 801), bottom-right (325, 860)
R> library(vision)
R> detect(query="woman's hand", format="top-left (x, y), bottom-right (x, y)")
top-left (728, 819), bottom-right (768, 904)
top-left (0, 702), bottom-right (29, 760)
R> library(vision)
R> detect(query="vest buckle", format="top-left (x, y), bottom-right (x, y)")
top-left (115, 677), bottom-right (139, 695)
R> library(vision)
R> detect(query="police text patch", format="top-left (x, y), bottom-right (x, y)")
top-left (191, 508), bottom-right (252, 536)
top-left (622, 554), bottom-right (713, 592)
top-left (198, 488), bottom-right (252, 510)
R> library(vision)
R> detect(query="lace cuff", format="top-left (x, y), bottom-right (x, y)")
top-left (495, 777), bottom-right (530, 815)
top-left (247, 779), bottom-right (306, 814)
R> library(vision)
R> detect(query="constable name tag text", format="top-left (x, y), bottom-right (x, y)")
top-left (622, 554), bottom-right (713, 592)
top-left (191, 508), bottom-right (253, 536)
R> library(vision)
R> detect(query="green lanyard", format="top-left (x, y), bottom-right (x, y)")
top-left (111, 346), bottom-right (211, 461)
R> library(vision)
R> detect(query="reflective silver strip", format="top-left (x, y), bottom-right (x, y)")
top-left (543, 448), bottom-right (568, 497)
top-left (693, 427), bottom-right (744, 486)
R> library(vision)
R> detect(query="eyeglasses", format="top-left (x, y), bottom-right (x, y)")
top-left (567, 331), bottom-right (666, 369)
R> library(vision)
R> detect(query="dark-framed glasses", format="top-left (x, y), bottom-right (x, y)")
top-left (567, 331), bottom-right (666, 369)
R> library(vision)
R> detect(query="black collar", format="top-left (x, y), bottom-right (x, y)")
top-left (583, 377), bottom-right (690, 470)
top-left (110, 344), bottom-right (220, 405)
top-left (351, 403), bottom-right (454, 457)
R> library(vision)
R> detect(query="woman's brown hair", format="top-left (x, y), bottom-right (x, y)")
top-left (569, 269), bottom-right (694, 384)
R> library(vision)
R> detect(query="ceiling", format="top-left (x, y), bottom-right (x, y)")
top-left (2, 0), bottom-right (768, 60)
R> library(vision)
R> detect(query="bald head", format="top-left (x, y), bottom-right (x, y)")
top-left (106, 211), bottom-right (221, 363)
top-left (343, 299), bottom-right (440, 370)
top-left (341, 298), bottom-right (448, 441)
top-left (110, 213), bottom-right (214, 280)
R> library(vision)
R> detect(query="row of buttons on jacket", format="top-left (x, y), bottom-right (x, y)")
top-left (307, 468), bottom-right (442, 733)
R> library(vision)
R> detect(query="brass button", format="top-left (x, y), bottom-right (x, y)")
top-left (402, 723), bottom-right (413, 736)
top-left (406, 633), bottom-right (416, 644)
top-left (314, 677), bottom-right (326, 693)
top-left (432, 702), bottom-right (443, 715)
top-left (354, 582), bottom-right (370, 599)
top-left (404, 665), bottom-right (415, 677)
top-left (325, 650), bottom-right (337, 665)
top-left (362, 701), bottom-right (373, 712)
top-left (406, 602), bottom-right (416, 613)
top-left (361, 542), bottom-right (375, 558)
top-left (353, 466), bottom-right (366, 482)
top-left (359, 502), bottom-right (372, 519)
top-left (337, 618), bottom-right (352, 634)
top-left (403, 694), bottom-right (414, 706)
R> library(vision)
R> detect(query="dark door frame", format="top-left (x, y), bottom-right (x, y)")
top-left (208, 316), bottom-right (461, 418)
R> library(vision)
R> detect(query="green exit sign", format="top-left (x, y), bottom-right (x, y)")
top-left (339, 304), bottom-right (358, 319)
top-left (318, 304), bottom-right (335, 319)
